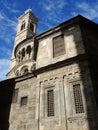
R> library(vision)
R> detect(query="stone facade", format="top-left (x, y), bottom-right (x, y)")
top-left (9, 77), bottom-right (37, 130)
top-left (5, 9), bottom-right (98, 130)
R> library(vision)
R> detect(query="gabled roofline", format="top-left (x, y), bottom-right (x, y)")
top-left (36, 14), bottom-right (97, 40)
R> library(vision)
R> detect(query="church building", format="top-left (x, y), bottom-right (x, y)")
top-left (0, 9), bottom-right (98, 130)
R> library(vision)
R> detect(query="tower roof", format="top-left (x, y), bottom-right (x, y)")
top-left (18, 8), bottom-right (38, 21)
top-left (25, 8), bottom-right (32, 13)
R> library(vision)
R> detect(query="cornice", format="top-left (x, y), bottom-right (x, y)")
top-left (15, 73), bottom-right (35, 82)
top-left (36, 15), bottom-right (97, 40)
top-left (34, 54), bottom-right (88, 75)
top-left (7, 59), bottom-right (35, 75)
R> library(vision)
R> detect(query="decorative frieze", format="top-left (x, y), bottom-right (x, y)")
top-left (68, 116), bottom-right (87, 126)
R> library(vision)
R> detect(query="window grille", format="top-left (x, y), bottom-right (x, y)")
top-left (47, 90), bottom-right (54, 116)
top-left (73, 84), bottom-right (84, 113)
top-left (21, 96), bottom-right (28, 106)
top-left (12, 88), bottom-right (19, 103)
top-left (53, 35), bottom-right (65, 57)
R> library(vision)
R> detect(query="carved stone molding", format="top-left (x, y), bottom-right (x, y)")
top-left (68, 116), bottom-right (87, 126)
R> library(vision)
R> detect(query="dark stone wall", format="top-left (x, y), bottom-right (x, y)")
top-left (80, 20), bottom-right (98, 107)
top-left (0, 79), bottom-right (15, 130)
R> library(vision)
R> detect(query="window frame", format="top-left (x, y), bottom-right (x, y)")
top-left (43, 85), bottom-right (56, 118)
top-left (73, 83), bottom-right (84, 114)
top-left (53, 34), bottom-right (65, 58)
top-left (47, 89), bottom-right (54, 117)
top-left (20, 96), bottom-right (28, 106)
top-left (69, 80), bottom-right (85, 115)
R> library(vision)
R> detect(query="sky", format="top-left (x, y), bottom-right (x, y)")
top-left (0, 0), bottom-right (98, 81)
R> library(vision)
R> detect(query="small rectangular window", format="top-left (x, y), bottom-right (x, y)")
top-left (12, 88), bottom-right (19, 103)
top-left (73, 84), bottom-right (84, 113)
top-left (47, 90), bottom-right (54, 117)
top-left (53, 35), bottom-right (65, 57)
top-left (21, 96), bottom-right (28, 106)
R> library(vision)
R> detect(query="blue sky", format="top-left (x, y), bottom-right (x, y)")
top-left (0, 0), bottom-right (98, 81)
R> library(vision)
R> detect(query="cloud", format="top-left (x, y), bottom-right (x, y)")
top-left (55, 0), bottom-right (67, 9)
top-left (0, 12), bottom-right (4, 20)
top-left (73, 2), bottom-right (98, 21)
top-left (0, 11), bottom-right (17, 44)
top-left (0, 59), bottom-right (10, 81)
top-left (0, 1), bottom-right (18, 81)
top-left (0, 0), bottom-right (20, 14)
top-left (38, 0), bottom-right (68, 33)
top-left (0, 46), bottom-right (12, 58)
top-left (41, 0), bottom-right (67, 11)
top-left (5, 17), bottom-right (18, 31)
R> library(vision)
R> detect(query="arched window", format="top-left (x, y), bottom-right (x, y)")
top-left (21, 48), bottom-right (25, 60)
top-left (20, 66), bottom-right (29, 75)
top-left (26, 45), bottom-right (31, 58)
top-left (21, 21), bottom-right (26, 31)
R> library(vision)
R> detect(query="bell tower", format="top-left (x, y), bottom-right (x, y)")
top-left (15, 8), bottom-right (38, 46)
top-left (8, 9), bottom-right (38, 78)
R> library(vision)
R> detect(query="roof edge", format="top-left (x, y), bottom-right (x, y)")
top-left (36, 14), bottom-right (97, 39)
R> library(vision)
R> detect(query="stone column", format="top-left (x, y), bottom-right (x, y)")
top-left (40, 82), bottom-right (45, 118)
top-left (58, 77), bottom-right (67, 130)
top-left (25, 47), bottom-right (28, 60)
top-left (63, 75), bottom-right (69, 130)
top-left (35, 83), bottom-right (40, 130)
top-left (30, 46), bottom-right (34, 59)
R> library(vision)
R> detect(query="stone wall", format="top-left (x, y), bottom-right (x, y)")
top-left (9, 77), bottom-right (38, 130)
top-left (37, 61), bottom-right (98, 130)
top-left (9, 62), bottom-right (98, 130)
top-left (36, 25), bottom-right (85, 69)
top-left (8, 14), bottom-right (98, 130)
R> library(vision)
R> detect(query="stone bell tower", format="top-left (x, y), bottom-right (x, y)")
top-left (8, 9), bottom-right (38, 78)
